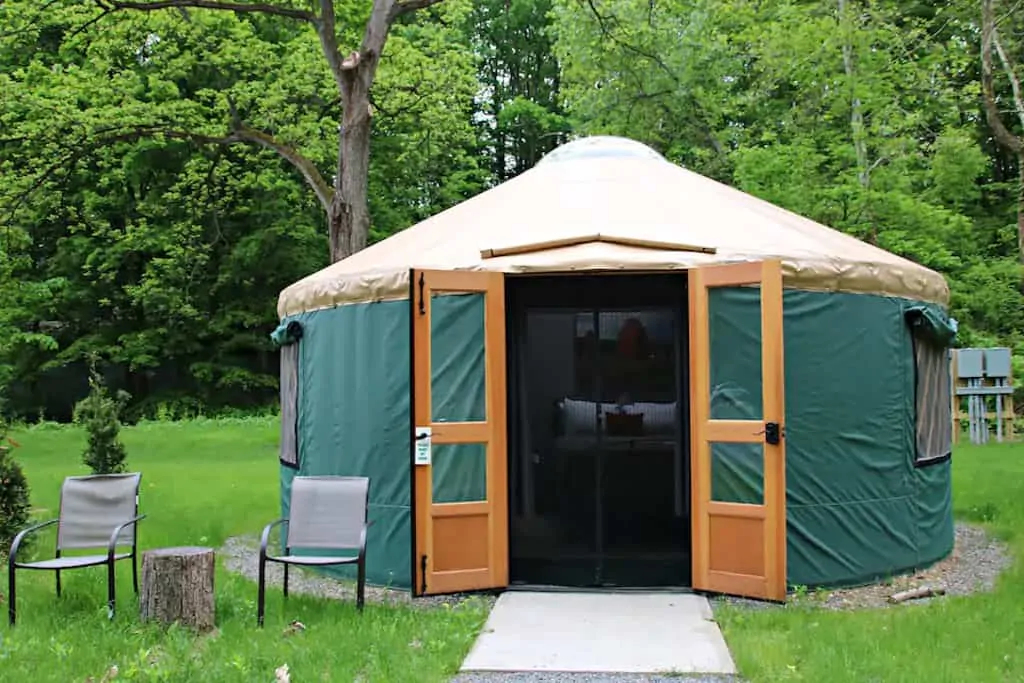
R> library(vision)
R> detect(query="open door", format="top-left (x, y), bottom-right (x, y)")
top-left (411, 269), bottom-right (508, 595)
top-left (689, 260), bottom-right (787, 601)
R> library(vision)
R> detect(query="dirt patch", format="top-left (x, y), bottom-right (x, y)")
top-left (715, 522), bottom-right (1012, 612)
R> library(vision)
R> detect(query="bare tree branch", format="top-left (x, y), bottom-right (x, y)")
top-left (360, 0), bottom-right (396, 72)
top-left (579, 0), bottom-right (680, 86)
top-left (96, 0), bottom-right (316, 21)
top-left (315, 0), bottom-right (350, 94)
top-left (981, 0), bottom-right (1024, 154)
top-left (3, 123), bottom-right (333, 228)
top-left (389, 0), bottom-right (446, 20)
top-left (230, 125), bottom-right (334, 211)
top-left (982, 0), bottom-right (1024, 265)
top-left (993, 29), bottom-right (1024, 134)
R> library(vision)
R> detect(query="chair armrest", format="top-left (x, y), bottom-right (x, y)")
top-left (108, 514), bottom-right (147, 561)
top-left (259, 518), bottom-right (289, 560)
top-left (358, 523), bottom-right (369, 562)
top-left (9, 519), bottom-right (59, 564)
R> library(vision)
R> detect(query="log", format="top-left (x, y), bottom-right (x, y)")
top-left (888, 584), bottom-right (946, 604)
top-left (140, 546), bottom-right (215, 631)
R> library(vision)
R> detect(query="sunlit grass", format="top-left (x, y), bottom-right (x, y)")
top-left (1, 418), bottom-right (487, 683)
top-left (717, 441), bottom-right (1024, 683)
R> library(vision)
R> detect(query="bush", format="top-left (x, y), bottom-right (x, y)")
top-left (73, 362), bottom-right (131, 475)
top-left (0, 410), bottom-right (31, 556)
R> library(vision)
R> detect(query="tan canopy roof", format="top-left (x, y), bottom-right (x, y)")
top-left (278, 136), bottom-right (949, 318)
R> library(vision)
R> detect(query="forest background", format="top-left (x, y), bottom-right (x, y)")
top-left (1, 0), bottom-right (1022, 422)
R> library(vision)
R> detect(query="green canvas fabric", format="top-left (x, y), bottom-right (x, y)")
top-left (904, 303), bottom-right (958, 348)
top-left (278, 282), bottom-right (953, 592)
top-left (277, 292), bottom-right (488, 589)
top-left (270, 319), bottom-right (304, 347)
top-left (280, 300), bottom-right (413, 588)
top-left (708, 288), bottom-right (954, 588)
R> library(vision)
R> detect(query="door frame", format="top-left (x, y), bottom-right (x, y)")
top-left (688, 259), bottom-right (787, 601)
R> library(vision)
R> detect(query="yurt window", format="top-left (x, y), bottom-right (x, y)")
top-left (272, 319), bottom-right (304, 470)
top-left (911, 328), bottom-right (952, 465)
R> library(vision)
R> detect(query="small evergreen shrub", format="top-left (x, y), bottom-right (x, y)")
top-left (74, 362), bottom-right (131, 475)
top-left (0, 408), bottom-right (31, 557)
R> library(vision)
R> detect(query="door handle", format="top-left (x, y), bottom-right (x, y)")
top-left (762, 422), bottom-right (783, 445)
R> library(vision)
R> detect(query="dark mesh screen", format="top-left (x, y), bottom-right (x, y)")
top-left (508, 276), bottom-right (691, 587)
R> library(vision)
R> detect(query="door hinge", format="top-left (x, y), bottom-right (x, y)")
top-left (764, 422), bottom-right (784, 445)
top-left (420, 554), bottom-right (428, 594)
top-left (418, 272), bottom-right (426, 316)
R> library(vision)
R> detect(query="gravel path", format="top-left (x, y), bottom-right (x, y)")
top-left (218, 535), bottom-right (497, 610)
top-left (450, 674), bottom-right (744, 683)
top-left (713, 521), bottom-right (1012, 612)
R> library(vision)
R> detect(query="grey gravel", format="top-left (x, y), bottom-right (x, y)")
top-left (450, 674), bottom-right (744, 683)
top-left (712, 521), bottom-right (1012, 613)
top-left (218, 534), bottom-right (497, 610)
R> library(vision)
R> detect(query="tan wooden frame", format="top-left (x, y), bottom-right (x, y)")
top-left (689, 259), bottom-right (787, 601)
top-left (480, 234), bottom-right (717, 259)
top-left (411, 269), bottom-right (509, 595)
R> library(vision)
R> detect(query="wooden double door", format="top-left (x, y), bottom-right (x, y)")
top-left (411, 262), bottom-right (787, 602)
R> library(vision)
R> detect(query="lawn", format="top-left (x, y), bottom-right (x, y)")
top-left (0, 417), bottom-right (488, 683)
top-left (716, 440), bottom-right (1024, 683)
top-left (2, 420), bottom-right (1022, 683)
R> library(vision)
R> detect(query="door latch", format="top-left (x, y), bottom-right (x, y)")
top-left (764, 422), bottom-right (783, 445)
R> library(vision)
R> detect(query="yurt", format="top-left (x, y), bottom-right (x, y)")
top-left (271, 136), bottom-right (956, 601)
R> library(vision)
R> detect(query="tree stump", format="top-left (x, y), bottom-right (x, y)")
top-left (140, 546), bottom-right (215, 631)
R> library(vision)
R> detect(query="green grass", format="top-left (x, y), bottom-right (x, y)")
top-left (4, 420), bottom-right (1022, 682)
top-left (0, 418), bottom-right (488, 683)
top-left (716, 441), bottom-right (1024, 683)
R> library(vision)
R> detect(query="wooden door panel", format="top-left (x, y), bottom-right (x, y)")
top-left (689, 260), bottom-right (787, 602)
top-left (412, 269), bottom-right (508, 596)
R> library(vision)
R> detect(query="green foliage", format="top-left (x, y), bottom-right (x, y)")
top-left (0, 0), bottom-right (1022, 423)
top-left (73, 363), bottom-right (131, 475)
top-left (0, 407), bottom-right (31, 556)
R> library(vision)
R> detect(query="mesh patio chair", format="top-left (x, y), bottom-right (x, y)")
top-left (7, 472), bottom-right (145, 626)
top-left (257, 476), bottom-right (370, 627)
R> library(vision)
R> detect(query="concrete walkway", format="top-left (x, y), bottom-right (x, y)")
top-left (459, 591), bottom-right (737, 676)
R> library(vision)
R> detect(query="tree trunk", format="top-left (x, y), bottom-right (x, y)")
top-left (330, 88), bottom-right (372, 262)
top-left (981, 0), bottom-right (1024, 264)
top-left (140, 546), bottom-right (215, 631)
top-left (1018, 152), bottom-right (1024, 264)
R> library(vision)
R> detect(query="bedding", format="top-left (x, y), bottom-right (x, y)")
top-left (558, 397), bottom-right (678, 436)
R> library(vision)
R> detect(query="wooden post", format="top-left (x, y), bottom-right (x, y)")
top-left (140, 546), bottom-right (215, 631)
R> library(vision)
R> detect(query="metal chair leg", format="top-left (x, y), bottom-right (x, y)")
top-left (356, 557), bottom-right (366, 613)
top-left (132, 553), bottom-right (139, 594)
top-left (257, 555), bottom-right (267, 627)
top-left (107, 560), bottom-right (116, 619)
top-left (7, 562), bottom-right (15, 626)
top-left (283, 563), bottom-right (289, 599)
top-left (55, 570), bottom-right (62, 598)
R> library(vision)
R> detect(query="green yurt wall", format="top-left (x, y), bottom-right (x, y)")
top-left (276, 282), bottom-right (955, 591)
top-left (278, 291), bottom-right (489, 589)
top-left (709, 287), bottom-right (954, 588)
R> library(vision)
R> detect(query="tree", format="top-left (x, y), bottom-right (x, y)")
top-left (469, 0), bottom-right (571, 182)
top-left (90, 0), bottom-right (450, 264)
top-left (74, 361), bottom-right (131, 474)
top-left (981, 0), bottom-right (1024, 264)
top-left (0, 406), bottom-right (31, 556)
